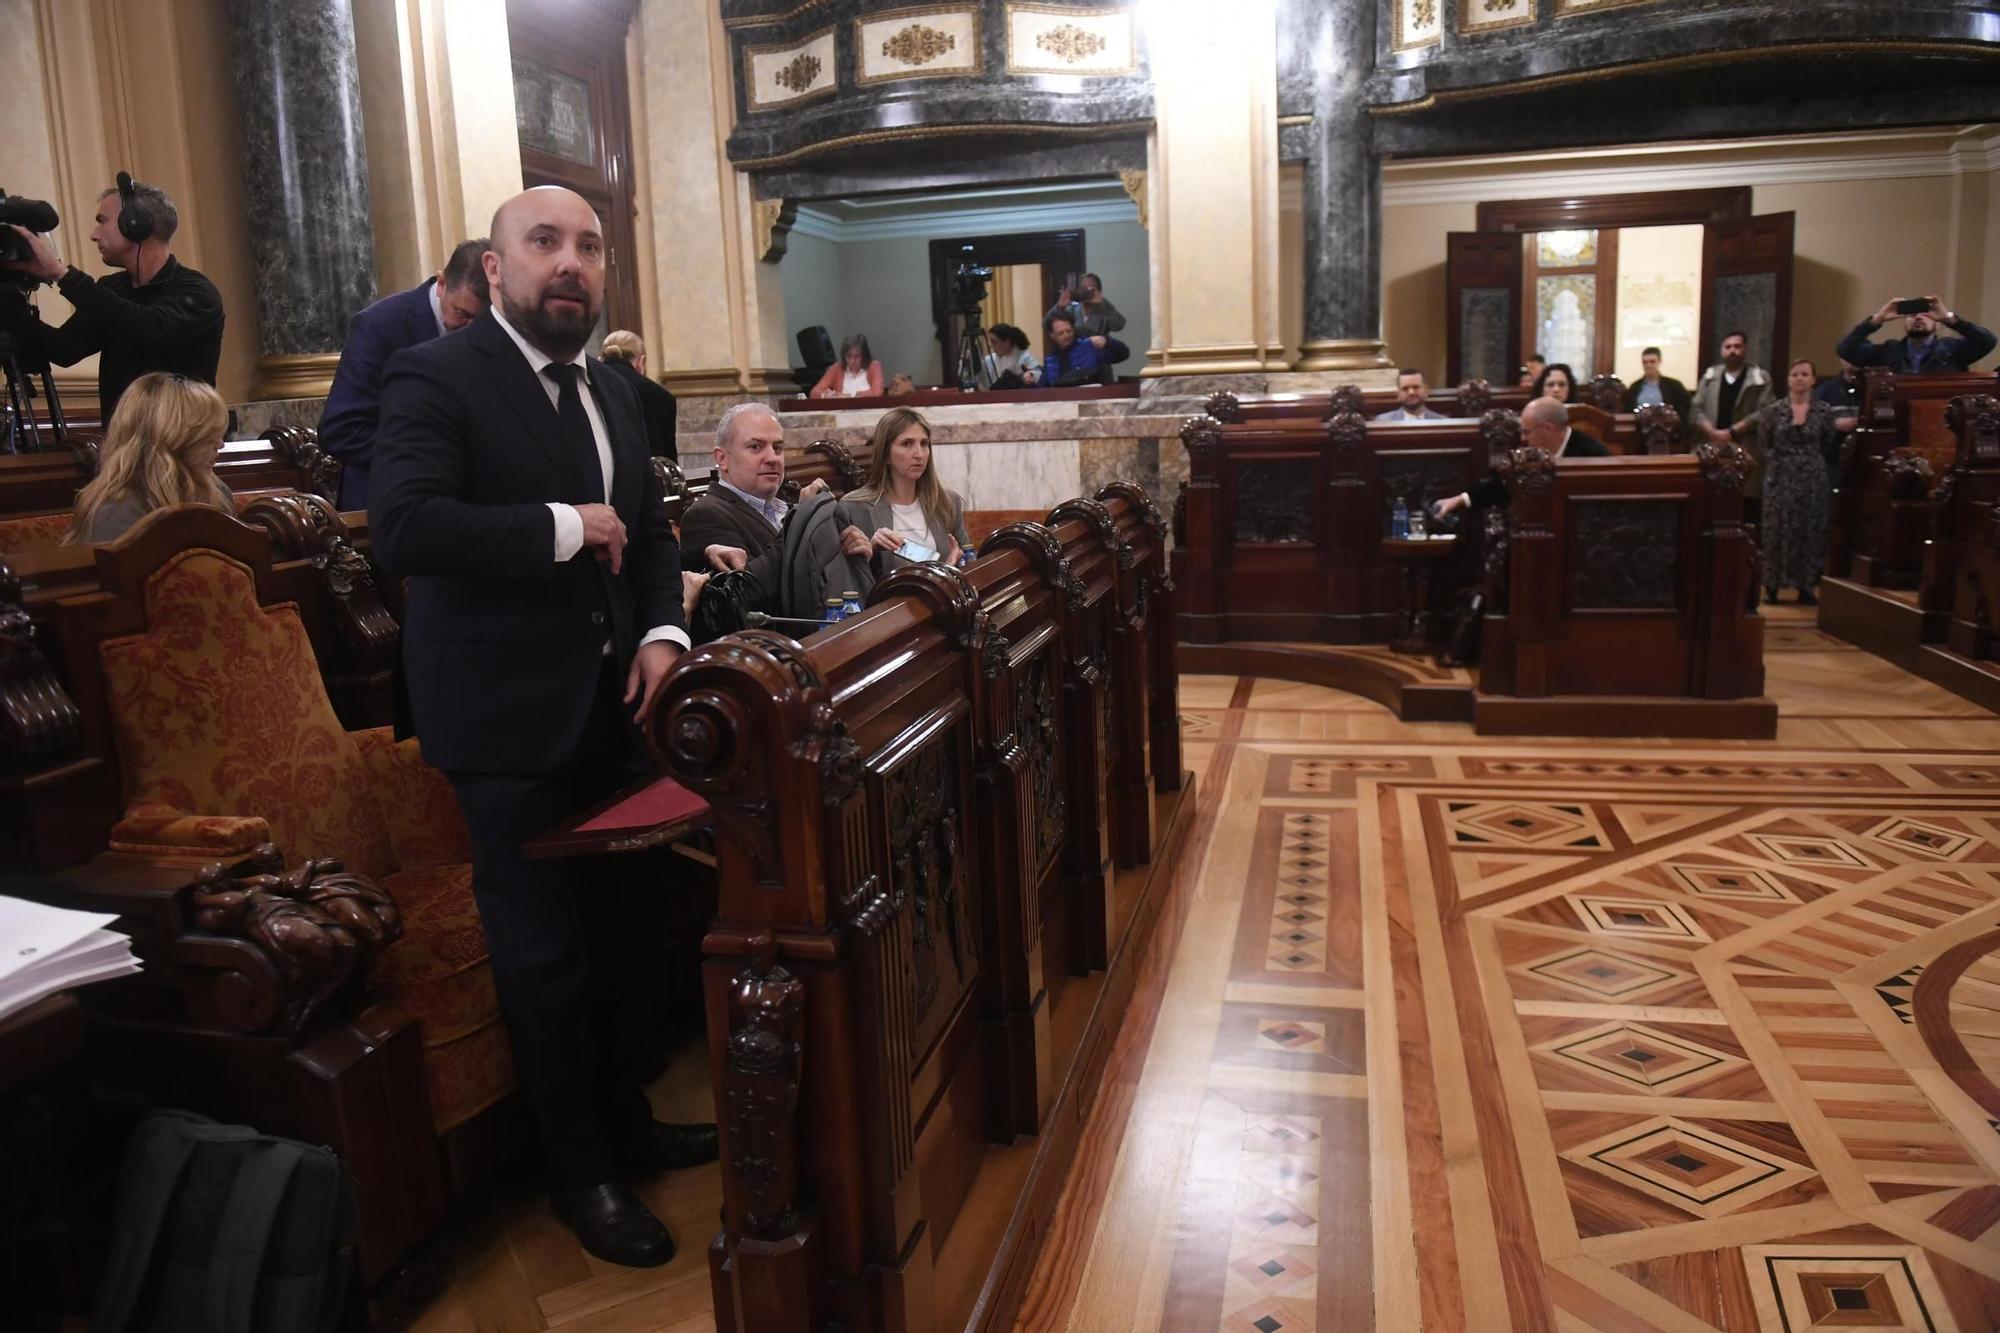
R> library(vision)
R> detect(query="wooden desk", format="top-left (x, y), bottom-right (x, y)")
top-left (1382, 535), bottom-right (1458, 655)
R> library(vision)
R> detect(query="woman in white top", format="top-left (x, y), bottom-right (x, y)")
top-left (987, 323), bottom-right (1041, 387)
top-left (809, 333), bottom-right (886, 398)
top-left (843, 407), bottom-right (972, 569)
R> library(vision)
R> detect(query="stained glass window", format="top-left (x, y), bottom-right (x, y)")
top-left (1537, 229), bottom-right (1598, 267)
top-left (1536, 275), bottom-right (1596, 373)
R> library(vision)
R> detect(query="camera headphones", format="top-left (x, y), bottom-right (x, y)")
top-left (115, 171), bottom-right (153, 244)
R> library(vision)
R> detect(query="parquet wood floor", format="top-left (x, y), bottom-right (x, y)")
top-left (412, 610), bottom-right (2000, 1330)
top-left (1019, 609), bottom-right (2000, 1333)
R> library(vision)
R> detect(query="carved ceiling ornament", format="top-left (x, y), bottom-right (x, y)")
top-left (1394, 0), bottom-right (1441, 51)
top-left (1118, 168), bottom-right (1148, 229)
top-left (1006, 4), bottom-right (1134, 75)
top-left (883, 22), bottom-right (955, 64)
top-left (774, 52), bottom-right (822, 92)
top-left (1459, 0), bottom-right (1534, 33)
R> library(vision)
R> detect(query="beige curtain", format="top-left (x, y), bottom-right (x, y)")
top-left (981, 264), bottom-right (1043, 334)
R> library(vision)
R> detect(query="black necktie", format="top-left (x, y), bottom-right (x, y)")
top-left (543, 362), bottom-right (603, 503)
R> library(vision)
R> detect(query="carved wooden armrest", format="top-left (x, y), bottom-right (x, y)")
top-left (45, 842), bottom-right (401, 1040)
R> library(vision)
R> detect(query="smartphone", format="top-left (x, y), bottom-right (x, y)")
top-left (896, 539), bottom-right (938, 563)
top-left (1894, 297), bottom-right (1931, 315)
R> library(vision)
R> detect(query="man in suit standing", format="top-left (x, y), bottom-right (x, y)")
top-left (319, 237), bottom-right (490, 509)
top-left (372, 187), bottom-right (715, 1268)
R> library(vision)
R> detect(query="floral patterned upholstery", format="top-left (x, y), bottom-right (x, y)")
top-left (372, 862), bottom-right (512, 1132)
top-left (0, 511), bottom-right (76, 552)
top-left (98, 549), bottom-right (397, 879)
top-left (95, 546), bottom-right (508, 1136)
top-left (351, 728), bottom-right (473, 870)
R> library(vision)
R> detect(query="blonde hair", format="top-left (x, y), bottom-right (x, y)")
top-left (601, 330), bottom-right (644, 364)
top-left (67, 373), bottom-right (231, 543)
top-left (850, 407), bottom-right (953, 541)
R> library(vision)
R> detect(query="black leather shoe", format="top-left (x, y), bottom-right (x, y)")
top-left (616, 1120), bottom-right (720, 1174)
top-left (550, 1182), bottom-right (675, 1268)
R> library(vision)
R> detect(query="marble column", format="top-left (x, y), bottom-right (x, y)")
top-left (228, 0), bottom-right (376, 400)
top-left (1294, 0), bottom-right (1390, 371)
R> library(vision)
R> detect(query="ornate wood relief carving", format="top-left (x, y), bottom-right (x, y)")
top-left (1233, 459), bottom-right (1316, 544)
top-left (1948, 394), bottom-right (2000, 466)
top-left (1016, 653), bottom-right (1067, 876)
top-left (1696, 438), bottom-right (1750, 492)
top-left (722, 944), bottom-right (805, 1238)
top-left (889, 736), bottom-right (975, 1054)
top-left (1635, 404), bottom-right (1683, 455)
top-left (1118, 168), bottom-right (1148, 229)
top-left (1393, 0), bottom-right (1443, 50)
top-left (1038, 24), bottom-right (1104, 61)
top-left (1457, 379), bottom-right (1494, 421)
top-left (1884, 449), bottom-right (1936, 502)
top-left (1568, 500), bottom-right (1680, 610)
top-left (263, 427), bottom-right (342, 505)
top-left (1460, 0), bottom-right (1534, 33)
top-left (1203, 392), bottom-right (1241, 425)
top-left (189, 843), bottom-right (402, 1036)
top-left (1, 561), bottom-right (82, 764)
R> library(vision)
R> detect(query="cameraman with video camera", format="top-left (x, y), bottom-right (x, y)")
top-left (2, 175), bottom-right (224, 422)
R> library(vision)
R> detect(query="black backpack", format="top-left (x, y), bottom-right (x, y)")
top-left (92, 1109), bottom-right (355, 1333)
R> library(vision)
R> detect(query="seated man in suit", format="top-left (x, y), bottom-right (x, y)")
top-left (1375, 368), bottom-right (1448, 421)
top-left (1434, 395), bottom-right (1610, 516)
top-left (683, 404), bottom-right (870, 614)
top-left (319, 236), bottom-right (490, 509)
top-left (371, 187), bottom-right (714, 1269)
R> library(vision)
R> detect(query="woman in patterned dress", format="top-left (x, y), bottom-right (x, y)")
top-left (1752, 358), bottom-right (1855, 606)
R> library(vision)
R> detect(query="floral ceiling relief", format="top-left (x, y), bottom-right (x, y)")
top-left (1460, 0), bottom-right (1534, 32)
top-left (1006, 5), bottom-right (1136, 76)
top-left (1394, 0), bottom-right (1442, 51)
top-left (745, 27), bottom-right (838, 109)
top-left (857, 8), bottom-right (982, 84)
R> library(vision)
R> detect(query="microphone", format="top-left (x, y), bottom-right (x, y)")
top-left (745, 611), bottom-right (830, 629)
top-left (0, 192), bottom-right (60, 233)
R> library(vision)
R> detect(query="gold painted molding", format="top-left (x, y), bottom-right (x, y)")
top-left (752, 197), bottom-right (795, 262)
top-left (1141, 342), bottom-right (1272, 376)
top-left (1118, 169), bottom-right (1148, 228)
top-left (1368, 40), bottom-right (2000, 115)
top-left (740, 366), bottom-right (800, 395)
top-left (722, 0), bottom-right (838, 30)
top-left (731, 118), bottom-right (1154, 170)
top-left (1294, 338), bottom-right (1392, 372)
top-left (251, 353), bottom-right (341, 401)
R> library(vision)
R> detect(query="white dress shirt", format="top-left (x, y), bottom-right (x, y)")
top-left (489, 306), bottom-right (689, 653)
top-left (427, 280), bottom-right (447, 338)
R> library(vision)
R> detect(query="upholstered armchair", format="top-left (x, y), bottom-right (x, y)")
top-left (20, 505), bottom-right (506, 1289)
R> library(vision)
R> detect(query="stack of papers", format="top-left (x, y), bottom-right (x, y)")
top-left (0, 895), bottom-right (141, 1023)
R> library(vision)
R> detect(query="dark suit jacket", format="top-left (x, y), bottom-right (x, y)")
top-left (599, 356), bottom-right (678, 457)
top-left (320, 279), bottom-right (443, 510)
top-left (1467, 431), bottom-right (1611, 508)
top-left (371, 310), bottom-right (685, 776)
top-left (680, 484), bottom-right (785, 605)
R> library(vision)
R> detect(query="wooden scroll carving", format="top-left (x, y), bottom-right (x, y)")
top-left (1586, 374), bottom-right (1626, 412)
top-left (1634, 404), bottom-right (1682, 455)
top-left (722, 937), bottom-right (805, 1240)
top-left (1499, 445), bottom-right (1558, 498)
top-left (1455, 379), bottom-right (1493, 420)
top-left (1481, 407), bottom-right (1522, 460)
top-left (188, 842), bottom-right (402, 1036)
top-left (0, 560), bottom-right (83, 764)
top-left (805, 438), bottom-right (862, 491)
top-left (1329, 384), bottom-right (1365, 418)
top-left (262, 427), bottom-right (343, 505)
top-left (1204, 390), bottom-right (1242, 424)
top-left (1884, 449), bottom-right (1936, 502)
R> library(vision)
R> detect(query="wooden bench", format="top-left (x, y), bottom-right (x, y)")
top-left (654, 481), bottom-right (1185, 1333)
top-left (1205, 385), bottom-right (1677, 455)
top-left (1829, 369), bottom-right (2000, 589)
top-left (0, 427), bottom-right (342, 523)
top-left (1174, 407), bottom-right (1517, 643)
top-left (1475, 443), bottom-right (1772, 736)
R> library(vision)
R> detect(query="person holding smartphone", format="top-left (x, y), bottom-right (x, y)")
top-left (841, 406), bottom-right (971, 569)
top-left (1837, 295), bottom-right (1995, 375)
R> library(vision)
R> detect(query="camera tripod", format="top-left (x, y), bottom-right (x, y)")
top-left (0, 328), bottom-right (68, 454)
top-left (952, 311), bottom-right (996, 393)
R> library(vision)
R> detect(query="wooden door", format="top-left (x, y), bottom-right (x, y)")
top-left (506, 0), bottom-right (643, 335)
top-left (1700, 212), bottom-right (1794, 378)
top-left (1446, 231), bottom-right (1522, 387)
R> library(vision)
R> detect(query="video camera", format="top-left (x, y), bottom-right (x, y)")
top-left (0, 189), bottom-right (59, 269)
top-left (950, 261), bottom-right (994, 317)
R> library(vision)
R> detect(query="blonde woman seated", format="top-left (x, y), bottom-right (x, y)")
top-left (842, 407), bottom-right (971, 568)
top-left (67, 371), bottom-right (233, 545)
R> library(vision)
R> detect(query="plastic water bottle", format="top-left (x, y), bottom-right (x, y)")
top-left (1391, 496), bottom-right (1410, 539)
top-left (958, 544), bottom-right (976, 568)
top-left (1409, 504), bottom-right (1427, 539)
top-left (823, 596), bottom-right (845, 625)
top-left (840, 589), bottom-right (863, 618)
